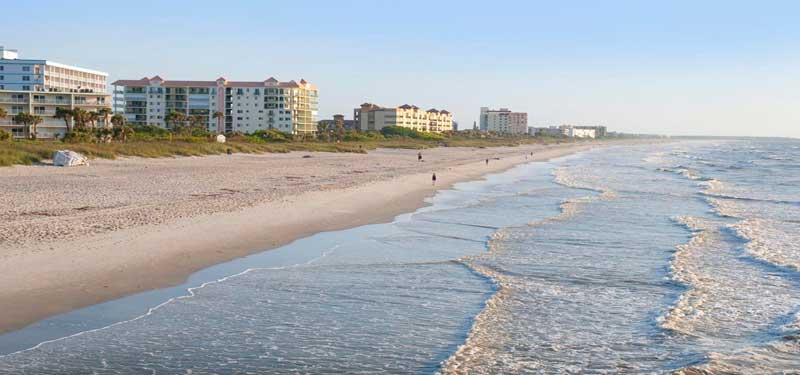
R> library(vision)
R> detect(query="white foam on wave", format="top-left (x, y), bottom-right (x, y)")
top-left (438, 168), bottom-right (614, 374)
top-left (0, 244), bottom-right (341, 358)
top-left (659, 215), bottom-right (800, 345)
top-left (659, 216), bottom-right (711, 336)
top-left (731, 218), bottom-right (800, 272)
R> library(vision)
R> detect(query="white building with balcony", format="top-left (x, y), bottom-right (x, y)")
top-left (112, 76), bottom-right (319, 135)
top-left (0, 47), bottom-right (111, 138)
top-left (479, 107), bottom-right (528, 134)
top-left (0, 47), bottom-right (108, 93)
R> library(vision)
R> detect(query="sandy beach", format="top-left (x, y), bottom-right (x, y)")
top-left (0, 142), bottom-right (602, 334)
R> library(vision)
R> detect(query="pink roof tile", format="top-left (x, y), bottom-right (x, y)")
top-left (225, 81), bottom-right (266, 88)
top-left (162, 80), bottom-right (217, 87)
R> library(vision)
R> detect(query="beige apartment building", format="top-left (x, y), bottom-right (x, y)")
top-left (354, 103), bottom-right (453, 133)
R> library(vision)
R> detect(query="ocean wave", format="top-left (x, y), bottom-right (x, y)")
top-left (658, 216), bottom-right (710, 336)
top-left (553, 167), bottom-right (617, 198)
top-left (657, 166), bottom-right (708, 181)
top-left (659, 216), bottom-right (800, 347)
top-left (730, 218), bottom-right (800, 272)
top-left (439, 229), bottom-right (515, 375)
top-left (674, 334), bottom-right (800, 374)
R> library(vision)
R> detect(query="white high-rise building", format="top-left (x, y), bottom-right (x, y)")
top-left (479, 107), bottom-right (528, 134)
top-left (0, 47), bottom-right (111, 139)
top-left (112, 76), bottom-right (319, 135)
top-left (0, 47), bottom-right (108, 93)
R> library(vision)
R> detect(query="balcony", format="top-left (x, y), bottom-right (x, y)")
top-left (0, 97), bottom-right (28, 104)
top-left (32, 99), bottom-right (71, 105)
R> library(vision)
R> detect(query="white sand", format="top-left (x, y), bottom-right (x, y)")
top-left (0, 142), bottom-right (603, 333)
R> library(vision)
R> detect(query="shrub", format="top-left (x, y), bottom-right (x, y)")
top-left (250, 129), bottom-right (290, 142)
top-left (379, 126), bottom-right (445, 141)
top-left (0, 129), bottom-right (10, 142)
top-left (63, 130), bottom-right (96, 143)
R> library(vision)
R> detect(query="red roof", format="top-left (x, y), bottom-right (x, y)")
top-left (112, 78), bottom-right (149, 86)
top-left (163, 80), bottom-right (216, 87)
top-left (279, 81), bottom-right (300, 88)
top-left (112, 76), bottom-right (314, 89)
top-left (225, 81), bottom-right (266, 88)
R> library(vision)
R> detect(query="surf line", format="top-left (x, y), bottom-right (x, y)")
top-left (0, 244), bottom-right (341, 357)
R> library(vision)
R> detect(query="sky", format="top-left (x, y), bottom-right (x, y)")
top-left (3, 0), bottom-right (799, 137)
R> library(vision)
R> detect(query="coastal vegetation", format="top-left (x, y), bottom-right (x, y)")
top-left (0, 120), bottom-right (581, 167)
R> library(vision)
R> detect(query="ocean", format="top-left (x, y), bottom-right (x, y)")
top-left (0, 139), bottom-right (798, 374)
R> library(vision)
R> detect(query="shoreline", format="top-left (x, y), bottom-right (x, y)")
top-left (0, 142), bottom-right (614, 335)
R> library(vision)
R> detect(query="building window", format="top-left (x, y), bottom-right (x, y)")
top-left (22, 85), bottom-right (30, 90)
top-left (22, 66), bottom-right (30, 72)
top-left (22, 76), bottom-right (30, 81)
top-left (0, 76), bottom-right (3, 80)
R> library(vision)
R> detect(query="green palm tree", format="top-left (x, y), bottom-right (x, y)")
top-left (110, 113), bottom-right (125, 127)
top-left (71, 108), bottom-right (89, 130)
top-left (13, 112), bottom-right (40, 139)
top-left (54, 107), bottom-right (73, 133)
top-left (87, 111), bottom-right (100, 129)
top-left (213, 111), bottom-right (224, 133)
top-left (97, 108), bottom-right (113, 128)
top-left (165, 111), bottom-right (186, 129)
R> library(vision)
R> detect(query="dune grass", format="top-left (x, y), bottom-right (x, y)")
top-left (0, 136), bottom-right (577, 167)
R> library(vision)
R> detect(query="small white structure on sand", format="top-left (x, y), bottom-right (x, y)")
top-left (216, 134), bottom-right (226, 143)
top-left (53, 150), bottom-right (88, 167)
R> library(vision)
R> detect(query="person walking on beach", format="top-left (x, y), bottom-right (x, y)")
top-left (418, 152), bottom-right (423, 162)
top-left (432, 173), bottom-right (437, 185)
top-left (486, 158), bottom-right (489, 166)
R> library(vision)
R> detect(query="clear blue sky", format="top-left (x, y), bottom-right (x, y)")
top-left (4, 0), bottom-right (800, 137)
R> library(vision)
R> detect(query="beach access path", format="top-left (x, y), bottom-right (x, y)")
top-left (0, 142), bottom-right (603, 334)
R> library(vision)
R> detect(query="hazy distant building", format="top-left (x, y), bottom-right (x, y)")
top-left (530, 126), bottom-right (563, 137)
top-left (354, 103), bottom-right (453, 133)
top-left (557, 125), bottom-right (607, 138)
top-left (479, 107), bottom-right (528, 134)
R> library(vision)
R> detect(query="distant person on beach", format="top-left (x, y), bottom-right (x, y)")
top-left (486, 158), bottom-right (489, 165)
top-left (418, 152), bottom-right (423, 162)
top-left (432, 173), bottom-right (437, 185)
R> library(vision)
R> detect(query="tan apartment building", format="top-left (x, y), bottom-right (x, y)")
top-left (354, 103), bottom-right (453, 133)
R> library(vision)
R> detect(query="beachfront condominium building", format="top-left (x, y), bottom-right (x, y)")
top-left (479, 107), bottom-right (528, 134)
top-left (558, 125), bottom-right (607, 138)
top-left (112, 76), bottom-right (319, 135)
top-left (353, 103), bottom-right (454, 133)
top-left (0, 47), bottom-right (108, 93)
top-left (0, 47), bottom-right (111, 138)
